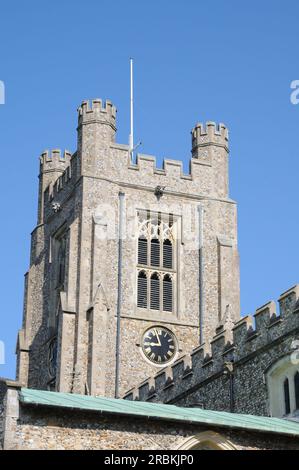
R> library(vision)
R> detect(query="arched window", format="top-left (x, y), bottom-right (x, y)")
top-left (267, 356), bottom-right (299, 418)
top-left (295, 371), bottom-right (299, 410)
top-left (163, 274), bottom-right (173, 312)
top-left (150, 273), bottom-right (160, 310)
top-left (138, 237), bottom-right (148, 265)
top-left (137, 271), bottom-right (147, 309)
top-left (137, 211), bottom-right (177, 314)
top-left (284, 378), bottom-right (291, 415)
top-left (57, 236), bottom-right (66, 288)
top-left (151, 238), bottom-right (160, 267)
top-left (163, 239), bottom-right (173, 269)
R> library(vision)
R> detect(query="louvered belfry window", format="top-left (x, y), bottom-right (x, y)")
top-left (151, 238), bottom-right (160, 266)
top-left (150, 273), bottom-right (160, 310)
top-left (163, 274), bottom-right (173, 312)
top-left (138, 237), bottom-right (148, 265)
top-left (137, 271), bottom-right (147, 308)
top-left (137, 211), bottom-right (176, 313)
top-left (163, 239), bottom-right (173, 269)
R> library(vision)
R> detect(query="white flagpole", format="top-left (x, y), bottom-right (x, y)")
top-left (129, 58), bottom-right (134, 160)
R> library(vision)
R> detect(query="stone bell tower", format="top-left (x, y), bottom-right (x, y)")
top-left (16, 98), bottom-right (240, 397)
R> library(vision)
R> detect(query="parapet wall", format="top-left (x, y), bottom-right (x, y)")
top-left (123, 285), bottom-right (299, 403)
top-left (77, 99), bottom-right (117, 129)
top-left (40, 150), bottom-right (78, 215)
top-left (36, 98), bottom-right (233, 202)
top-left (191, 122), bottom-right (228, 158)
top-left (40, 149), bottom-right (72, 173)
top-left (107, 128), bottom-right (230, 196)
top-left (75, 98), bottom-right (230, 194)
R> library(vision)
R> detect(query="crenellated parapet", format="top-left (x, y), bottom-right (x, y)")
top-left (40, 150), bottom-right (75, 196)
top-left (123, 285), bottom-right (299, 403)
top-left (74, 98), bottom-right (231, 199)
top-left (191, 122), bottom-right (229, 159)
top-left (38, 149), bottom-right (74, 224)
top-left (40, 149), bottom-right (72, 173)
top-left (127, 153), bottom-right (191, 180)
top-left (77, 99), bottom-right (117, 130)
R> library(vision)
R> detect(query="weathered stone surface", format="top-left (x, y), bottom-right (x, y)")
top-left (15, 99), bottom-right (240, 398)
top-left (0, 380), bottom-right (7, 450)
top-left (1, 98), bottom-right (299, 451)
top-left (127, 287), bottom-right (299, 418)
top-left (4, 403), bottom-right (299, 450)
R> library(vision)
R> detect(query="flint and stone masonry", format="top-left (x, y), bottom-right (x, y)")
top-left (124, 285), bottom-right (299, 417)
top-left (3, 389), bottom-right (299, 451)
top-left (15, 99), bottom-right (240, 398)
top-left (0, 98), bottom-right (299, 451)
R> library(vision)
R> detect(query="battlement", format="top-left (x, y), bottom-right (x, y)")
top-left (192, 122), bottom-right (229, 143)
top-left (123, 284), bottom-right (299, 403)
top-left (38, 150), bottom-right (77, 216)
top-left (191, 122), bottom-right (228, 158)
top-left (40, 149), bottom-right (72, 172)
top-left (127, 152), bottom-right (192, 180)
top-left (125, 140), bottom-right (226, 182)
top-left (77, 99), bottom-right (117, 126)
top-left (74, 99), bottom-right (230, 195)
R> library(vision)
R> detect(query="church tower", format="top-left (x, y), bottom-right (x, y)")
top-left (16, 99), bottom-right (240, 397)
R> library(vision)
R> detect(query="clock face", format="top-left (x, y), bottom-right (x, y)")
top-left (142, 327), bottom-right (177, 365)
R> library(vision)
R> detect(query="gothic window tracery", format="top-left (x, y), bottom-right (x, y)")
top-left (137, 211), bottom-right (176, 313)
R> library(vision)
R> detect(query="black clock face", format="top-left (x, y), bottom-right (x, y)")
top-left (142, 327), bottom-right (177, 365)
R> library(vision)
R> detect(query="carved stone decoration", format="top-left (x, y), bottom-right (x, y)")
top-left (52, 202), bottom-right (61, 213)
top-left (154, 185), bottom-right (166, 200)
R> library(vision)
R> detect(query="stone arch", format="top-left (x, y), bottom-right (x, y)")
top-left (265, 353), bottom-right (299, 417)
top-left (175, 431), bottom-right (237, 450)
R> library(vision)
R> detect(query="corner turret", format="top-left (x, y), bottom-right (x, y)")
top-left (191, 122), bottom-right (228, 158)
top-left (191, 121), bottom-right (230, 198)
top-left (37, 149), bottom-right (72, 224)
top-left (77, 99), bottom-right (117, 176)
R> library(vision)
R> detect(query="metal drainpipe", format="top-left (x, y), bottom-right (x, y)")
top-left (115, 191), bottom-right (125, 399)
top-left (198, 204), bottom-right (204, 345)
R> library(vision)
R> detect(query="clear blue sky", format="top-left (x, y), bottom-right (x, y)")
top-left (0, 0), bottom-right (298, 379)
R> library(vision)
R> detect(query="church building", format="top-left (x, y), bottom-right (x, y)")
top-left (0, 98), bottom-right (298, 450)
